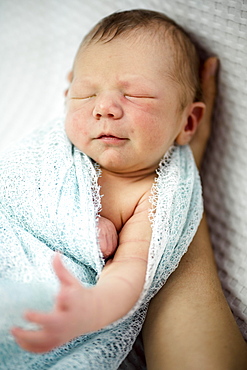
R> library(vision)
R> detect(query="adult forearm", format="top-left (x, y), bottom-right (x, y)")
top-left (143, 215), bottom-right (247, 370)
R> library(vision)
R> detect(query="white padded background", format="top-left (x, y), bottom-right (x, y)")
top-left (0, 1), bottom-right (246, 364)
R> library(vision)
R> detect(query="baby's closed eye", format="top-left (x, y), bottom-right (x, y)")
top-left (124, 93), bottom-right (155, 100)
top-left (70, 93), bottom-right (96, 100)
top-left (123, 94), bottom-right (156, 106)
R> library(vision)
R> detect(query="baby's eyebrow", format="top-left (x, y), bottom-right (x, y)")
top-left (71, 75), bottom-right (157, 93)
top-left (71, 77), bottom-right (94, 87)
top-left (118, 75), bottom-right (156, 89)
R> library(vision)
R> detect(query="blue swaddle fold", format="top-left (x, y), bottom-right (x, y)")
top-left (0, 119), bottom-right (203, 369)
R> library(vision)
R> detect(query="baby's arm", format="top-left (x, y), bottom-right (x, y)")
top-left (12, 193), bottom-right (151, 353)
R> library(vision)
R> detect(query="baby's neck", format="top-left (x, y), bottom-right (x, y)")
top-left (98, 167), bottom-right (156, 232)
top-left (99, 166), bottom-right (157, 182)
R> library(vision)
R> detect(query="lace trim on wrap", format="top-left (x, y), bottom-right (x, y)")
top-left (91, 161), bottom-right (107, 275)
top-left (87, 156), bottom-right (106, 274)
top-left (148, 145), bottom-right (175, 227)
top-left (74, 149), bottom-right (105, 274)
top-left (76, 151), bottom-right (102, 219)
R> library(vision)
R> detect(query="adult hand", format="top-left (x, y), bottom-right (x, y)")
top-left (190, 57), bottom-right (218, 168)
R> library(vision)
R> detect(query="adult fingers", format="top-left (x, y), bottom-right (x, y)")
top-left (201, 57), bottom-right (219, 133)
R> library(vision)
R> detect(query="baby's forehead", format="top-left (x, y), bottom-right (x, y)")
top-left (82, 23), bottom-right (174, 49)
top-left (74, 32), bottom-right (176, 80)
top-left (77, 27), bottom-right (176, 67)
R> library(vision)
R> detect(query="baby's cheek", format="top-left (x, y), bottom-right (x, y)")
top-left (137, 116), bottom-right (170, 155)
top-left (65, 112), bottom-right (88, 144)
top-left (64, 115), bottom-right (76, 143)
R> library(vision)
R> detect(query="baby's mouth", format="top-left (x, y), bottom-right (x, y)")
top-left (97, 134), bottom-right (125, 140)
top-left (96, 134), bottom-right (127, 144)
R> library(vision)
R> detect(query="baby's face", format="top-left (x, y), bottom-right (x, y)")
top-left (65, 33), bottom-right (188, 175)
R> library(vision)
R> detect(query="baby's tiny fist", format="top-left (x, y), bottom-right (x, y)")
top-left (98, 217), bottom-right (118, 258)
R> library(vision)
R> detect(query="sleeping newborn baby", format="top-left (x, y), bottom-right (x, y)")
top-left (0, 9), bottom-right (204, 369)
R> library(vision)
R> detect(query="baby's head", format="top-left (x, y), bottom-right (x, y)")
top-left (65, 9), bottom-right (205, 175)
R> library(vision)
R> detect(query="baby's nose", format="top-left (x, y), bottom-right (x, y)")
top-left (93, 93), bottom-right (123, 120)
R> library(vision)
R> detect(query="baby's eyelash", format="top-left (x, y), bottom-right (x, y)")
top-left (71, 95), bottom-right (96, 100)
top-left (124, 94), bottom-right (155, 99)
top-left (70, 94), bottom-right (155, 101)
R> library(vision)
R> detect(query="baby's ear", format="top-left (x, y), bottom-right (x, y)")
top-left (64, 71), bottom-right (73, 97)
top-left (175, 102), bottom-right (205, 145)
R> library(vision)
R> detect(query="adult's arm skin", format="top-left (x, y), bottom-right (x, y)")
top-left (142, 58), bottom-right (247, 370)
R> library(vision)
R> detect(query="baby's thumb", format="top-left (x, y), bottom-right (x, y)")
top-left (53, 253), bottom-right (75, 286)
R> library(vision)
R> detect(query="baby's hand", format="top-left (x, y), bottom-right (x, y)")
top-left (11, 254), bottom-right (98, 353)
top-left (98, 216), bottom-right (118, 258)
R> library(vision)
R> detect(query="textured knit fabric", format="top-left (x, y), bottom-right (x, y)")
top-left (0, 119), bottom-right (203, 369)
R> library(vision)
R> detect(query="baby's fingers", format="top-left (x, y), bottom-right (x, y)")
top-left (11, 310), bottom-right (62, 353)
top-left (11, 326), bottom-right (53, 353)
top-left (53, 253), bottom-right (85, 311)
top-left (24, 310), bottom-right (53, 326)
